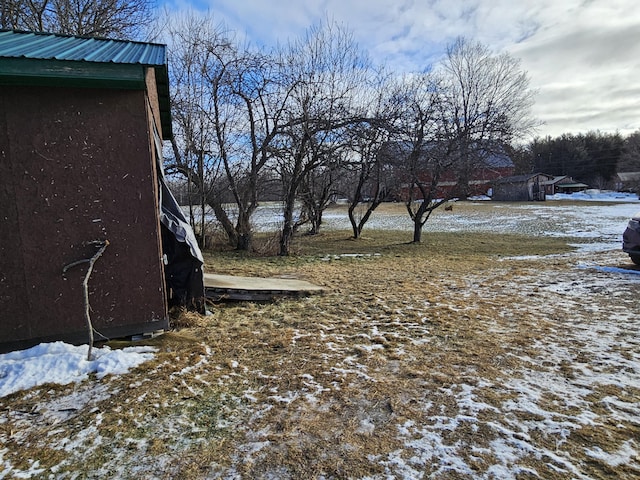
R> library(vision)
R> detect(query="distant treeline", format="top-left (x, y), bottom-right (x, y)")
top-left (509, 131), bottom-right (640, 188)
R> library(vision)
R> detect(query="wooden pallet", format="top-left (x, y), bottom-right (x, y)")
top-left (204, 273), bottom-right (325, 302)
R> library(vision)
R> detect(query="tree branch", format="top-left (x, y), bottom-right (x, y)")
top-left (63, 239), bottom-right (109, 361)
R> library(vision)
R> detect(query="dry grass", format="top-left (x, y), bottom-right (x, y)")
top-left (1, 202), bottom-right (639, 479)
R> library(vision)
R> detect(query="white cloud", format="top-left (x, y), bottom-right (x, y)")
top-left (161, 0), bottom-right (640, 138)
top-left (507, 1), bottom-right (640, 137)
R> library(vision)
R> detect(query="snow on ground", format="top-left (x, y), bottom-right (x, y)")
top-left (249, 190), bottom-right (640, 241)
top-left (225, 191), bottom-right (640, 477)
top-left (0, 342), bottom-right (156, 398)
top-left (191, 190), bottom-right (640, 244)
top-left (354, 191), bottom-right (639, 242)
top-left (222, 245), bottom-right (640, 478)
top-left (437, 251), bottom-right (640, 478)
top-left (2, 191), bottom-right (640, 478)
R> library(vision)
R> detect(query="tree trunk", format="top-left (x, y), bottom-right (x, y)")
top-left (412, 219), bottom-right (423, 243)
top-left (279, 214), bottom-right (294, 256)
top-left (348, 210), bottom-right (370, 239)
top-left (348, 202), bottom-right (359, 238)
top-left (235, 210), bottom-right (253, 251)
top-left (278, 204), bottom-right (295, 257)
top-left (350, 221), bottom-right (361, 239)
top-left (410, 201), bottom-right (428, 243)
top-left (236, 233), bottom-right (252, 251)
top-left (279, 188), bottom-right (298, 256)
top-left (308, 209), bottom-right (322, 235)
top-left (209, 200), bottom-right (238, 247)
top-left (198, 152), bottom-right (206, 247)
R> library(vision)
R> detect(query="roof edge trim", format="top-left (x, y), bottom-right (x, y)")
top-left (0, 57), bottom-right (145, 89)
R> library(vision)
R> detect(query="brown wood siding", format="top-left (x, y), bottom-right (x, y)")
top-left (0, 85), bottom-right (168, 352)
top-left (0, 92), bottom-right (32, 340)
top-left (144, 67), bottom-right (162, 138)
top-left (144, 67), bottom-right (168, 318)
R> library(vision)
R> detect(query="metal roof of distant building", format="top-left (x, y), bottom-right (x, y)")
top-left (494, 173), bottom-right (552, 184)
top-left (0, 29), bottom-right (166, 66)
top-left (617, 172), bottom-right (640, 182)
top-left (483, 152), bottom-right (514, 169)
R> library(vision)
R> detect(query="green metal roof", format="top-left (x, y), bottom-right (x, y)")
top-left (0, 29), bottom-right (172, 139)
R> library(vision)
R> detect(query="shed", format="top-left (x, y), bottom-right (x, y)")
top-left (0, 30), bottom-right (204, 353)
top-left (492, 173), bottom-right (552, 201)
top-left (614, 172), bottom-right (640, 192)
top-left (543, 175), bottom-right (589, 195)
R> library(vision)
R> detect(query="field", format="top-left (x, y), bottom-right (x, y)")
top-left (1, 199), bottom-right (640, 479)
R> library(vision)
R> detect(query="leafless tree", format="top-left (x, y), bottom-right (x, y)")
top-left (274, 21), bottom-right (370, 255)
top-left (344, 125), bottom-right (394, 239)
top-left (385, 72), bottom-right (450, 244)
top-left (295, 71), bottom-right (396, 238)
top-left (344, 71), bottom-right (399, 239)
top-left (163, 19), bottom-right (534, 253)
top-left (205, 45), bottom-right (296, 251)
top-left (163, 14), bottom-right (231, 247)
top-left (164, 12), bottom-right (301, 251)
top-left (439, 38), bottom-right (536, 196)
top-left (296, 144), bottom-right (349, 235)
top-left (1, 0), bottom-right (154, 39)
top-left (391, 38), bottom-right (536, 243)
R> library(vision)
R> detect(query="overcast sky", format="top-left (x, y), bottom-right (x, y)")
top-left (161, 0), bottom-right (640, 140)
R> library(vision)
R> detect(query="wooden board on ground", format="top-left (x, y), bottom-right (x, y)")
top-left (204, 273), bottom-right (326, 301)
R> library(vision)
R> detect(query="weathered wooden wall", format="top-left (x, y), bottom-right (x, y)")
top-left (0, 84), bottom-right (168, 352)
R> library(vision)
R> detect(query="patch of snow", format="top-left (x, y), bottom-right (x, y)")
top-left (548, 190), bottom-right (639, 202)
top-left (268, 391), bottom-right (299, 404)
top-left (0, 342), bottom-right (156, 398)
top-left (0, 448), bottom-right (46, 479)
top-left (585, 440), bottom-right (638, 467)
top-left (320, 253), bottom-right (382, 261)
top-left (579, 264), bottom-right (640, 276)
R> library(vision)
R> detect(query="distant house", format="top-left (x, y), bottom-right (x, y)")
top-left (381, 142), bottom-right (515, 200)
top-left (614, 172), bottom-right (640, 192)
top-left (437, 151), bottom-right (516, 198)
top-left (0, 30), bottom-right (204, 353)
top-left (542, 176), bottom-right (589, 195)
top-left (492, 173), bottom-right (552, 201)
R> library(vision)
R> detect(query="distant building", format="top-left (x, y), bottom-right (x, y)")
top-left (542, 176), bottom-right (589, 195)
top-left (614, 172), bottom-right (640, 192)
top-left (381, 142), bottom-right (516, 200)
top-left (492, 173), bottom-right (553, 201)
top-left (437, 151), bottom-right (516, 198)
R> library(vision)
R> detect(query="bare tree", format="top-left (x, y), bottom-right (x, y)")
top-left (391, 38), bottom-right (536, 243)
top-left (294, 71), bottom-right (396, 238)
top-left (275, 21), bottom-right (370, 255)
top-left (205, 45), bottom-right (294, 251)
top-left (165, 12), bottom-right (300, 251)
top-left (439, 38), bottom-right (536, 196)
top-left (296, 142), bottom-right (352, 235)
top-left (385, 72), bottom-right (449, 244)
top-left (164, 14), bottom-right (230, 247)
top-left (344, 71), bottom-right (399, 239)
top-left (1, 0), bottom-right (154, 39)
top-left (274, 123), bottom-right (337, 249)
top-left (345, 124), bottom-right (394, 239)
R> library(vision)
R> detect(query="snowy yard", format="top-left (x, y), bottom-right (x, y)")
top-left (1, 192), bottom-right (640, 479)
